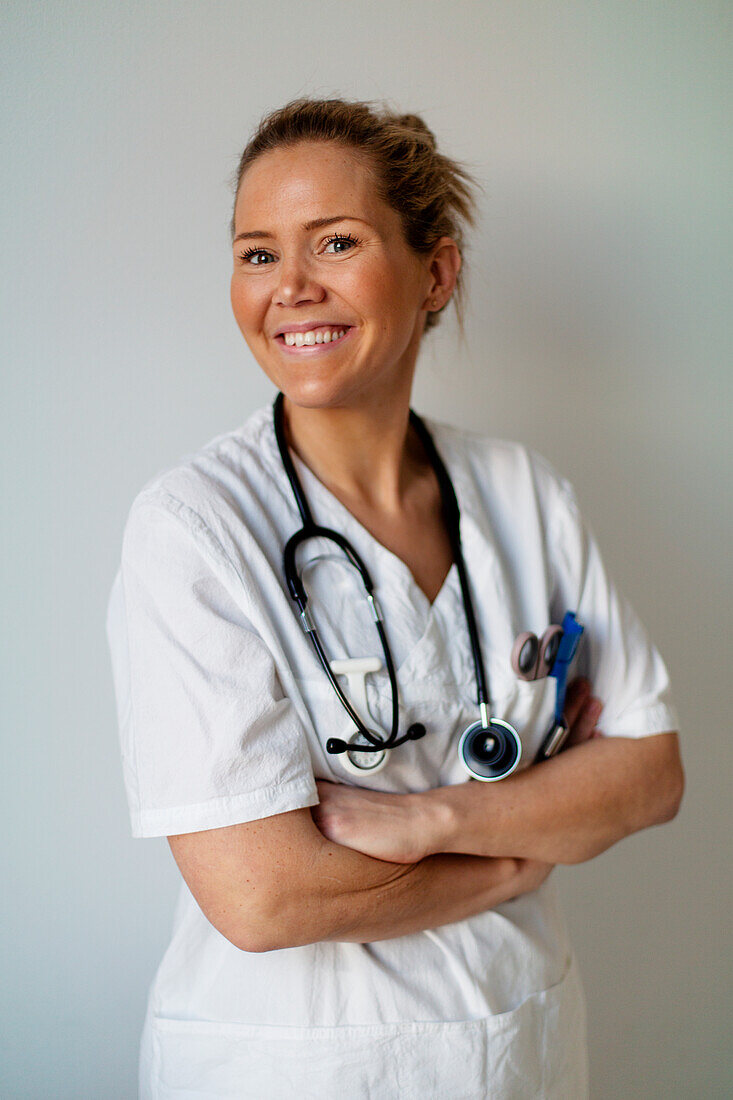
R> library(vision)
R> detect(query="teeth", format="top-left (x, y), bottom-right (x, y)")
top-left (282, 328), bottom-right (347, 347)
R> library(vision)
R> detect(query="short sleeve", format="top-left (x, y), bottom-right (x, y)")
top-left (105, 496), bottom-right (319, 838)
top-left (546, 472), bottom-right (680, 739)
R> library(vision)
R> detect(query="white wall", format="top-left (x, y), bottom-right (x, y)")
top-left (2, 2), bottom-right (730, 1096)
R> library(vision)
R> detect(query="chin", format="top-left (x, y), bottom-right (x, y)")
top-left (276, 374), bottom-right (365, 412)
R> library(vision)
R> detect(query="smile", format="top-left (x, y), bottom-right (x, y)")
top-left (277, 326), bottom-right (351, 349)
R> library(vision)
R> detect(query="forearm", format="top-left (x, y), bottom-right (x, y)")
top-left (424, 732), bottom-right (683, 865)
top-left (263, 836), bottom-right (526, 949)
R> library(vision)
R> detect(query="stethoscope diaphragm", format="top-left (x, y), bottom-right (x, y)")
top-left (458, 718), bottom-right (522, 781)
top-left (340, 730), bottom-right (389, 776)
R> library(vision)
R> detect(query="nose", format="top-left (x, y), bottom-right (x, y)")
top-left (273, 253), bottom-right (325, 308)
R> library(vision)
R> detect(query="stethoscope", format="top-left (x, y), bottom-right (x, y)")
top-left (274, 392), bottom-right (581, 781)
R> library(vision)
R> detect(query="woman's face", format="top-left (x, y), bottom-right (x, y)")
top-left (230, 141), bottom-right (435, 411)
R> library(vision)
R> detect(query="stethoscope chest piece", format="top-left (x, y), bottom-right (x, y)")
top-left (458, 717), bottom-right (522, 781)
top-left (329, 657), bottom-right (389, 777)
top-left (340, 731), bottom-right (389, 776)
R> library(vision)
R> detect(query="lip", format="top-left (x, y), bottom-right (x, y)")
top-left (273, 321), bottom-right (353, 337)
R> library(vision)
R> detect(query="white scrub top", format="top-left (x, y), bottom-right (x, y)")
top-left (106, 404), bottom-right (678, 1100)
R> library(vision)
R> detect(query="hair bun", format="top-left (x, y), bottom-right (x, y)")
top-left (394, 113), bottom-right (437, 149)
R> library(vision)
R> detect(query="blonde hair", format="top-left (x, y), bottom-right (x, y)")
top-left (231, 97), bottom-right (477, 331)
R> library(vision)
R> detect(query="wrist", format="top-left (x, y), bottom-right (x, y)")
top-left (420, 784), bottom-right (463, 857)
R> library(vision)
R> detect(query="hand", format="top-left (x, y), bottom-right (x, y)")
top-left (562, 676), bottom-right (604, 749)
top-left (312, 780), bottom-right (428, 864)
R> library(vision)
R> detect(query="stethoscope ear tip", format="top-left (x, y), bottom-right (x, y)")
top-left (326, 737), bottom-right (348, 754)
top-left (407, 723), bottom-right (427, 741)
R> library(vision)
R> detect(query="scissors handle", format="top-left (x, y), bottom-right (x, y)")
top-left (536, 625), bottom-right (563, 677)
top-left (511, 632), bottom-right (537, 679)
top-left (511, 624), bottom-right (564, 680)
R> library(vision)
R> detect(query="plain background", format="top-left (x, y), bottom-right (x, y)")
top-left (2, 2), bottom-right (731, 1097)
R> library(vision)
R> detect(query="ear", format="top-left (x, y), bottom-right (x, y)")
top-left (421, 237), bottom-right (462, 312)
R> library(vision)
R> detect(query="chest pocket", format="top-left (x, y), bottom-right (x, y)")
top-left (491, 676), bottom-right (558, 768)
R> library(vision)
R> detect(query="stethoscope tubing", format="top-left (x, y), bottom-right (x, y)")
top-left (406, 410), bottom-right (490, 713)
top-left (275, 391), bottom-right (488, 753)
top-left (286, 525), bottom-right (401, 748)
top-left (275, 394), bottom-right (425, 752)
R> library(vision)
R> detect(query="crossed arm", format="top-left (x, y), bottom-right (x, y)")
top-left (314, 729), bottom-right (683, 865)
top-left (168, 679), bottom-right (683, 952)
top-left (313, 679), bottom-right (684, 866)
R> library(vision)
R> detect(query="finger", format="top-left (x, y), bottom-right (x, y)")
top-left (566, 696), bottom-right (603, 748)
top-left (580, 697), bottom-right (603, 738)
top-left (562, 677), bottom-right (591, 729)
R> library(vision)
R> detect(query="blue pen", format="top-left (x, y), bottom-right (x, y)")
top-left (534, 611), bottom-right (584, 762)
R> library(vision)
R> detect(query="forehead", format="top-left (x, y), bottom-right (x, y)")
top-left (233, 141), bottom-right (395, 233)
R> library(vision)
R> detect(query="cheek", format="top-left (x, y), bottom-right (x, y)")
top-left (230, 277), bottom-right (264, 332)
top-left (229, 275), bottom-right (244, 317)
top-left (374, 284), bottom-right (422, 343)
top-left (353, 267), bottom-right (418, 330)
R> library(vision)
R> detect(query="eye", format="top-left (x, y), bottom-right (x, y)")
top-left (237, 247), bottom-right (275, 266)
top-left (323, 233), bottom-right (360, 255)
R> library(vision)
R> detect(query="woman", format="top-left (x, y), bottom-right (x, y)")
top-left (106, 98), bottom-right (684, 1099)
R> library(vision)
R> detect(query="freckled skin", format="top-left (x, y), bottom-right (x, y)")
top-left (229, 142), bottom-right (434, 412)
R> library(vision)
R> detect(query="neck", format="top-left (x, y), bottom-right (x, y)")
top-left (281, 384), bottom-right (425, 515)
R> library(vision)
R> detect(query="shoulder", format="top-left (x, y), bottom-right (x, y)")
top-left (130, 404), bottom-right (274, 517)
top-left (120, 404), bottom-right (283, 573)
top-left (423, 415), bottom-right (578, 521)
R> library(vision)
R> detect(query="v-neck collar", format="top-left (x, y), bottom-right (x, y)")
top-left (289, 448), bottom-right (459, 614)
top-left (258, 403), bottom-right (511, 698)
top-left (259, 403), bottom-right (502, 585)
top-left (261, 404), bottom-right (469, 613)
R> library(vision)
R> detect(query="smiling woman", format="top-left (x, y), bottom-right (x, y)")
top-left (228, 138), bottom-right (461, 413)
top-left (106, 97), bottom-right (682, 1099)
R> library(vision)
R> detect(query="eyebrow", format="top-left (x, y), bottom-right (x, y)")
top-left (232, 215), bottom-right (368, 244)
